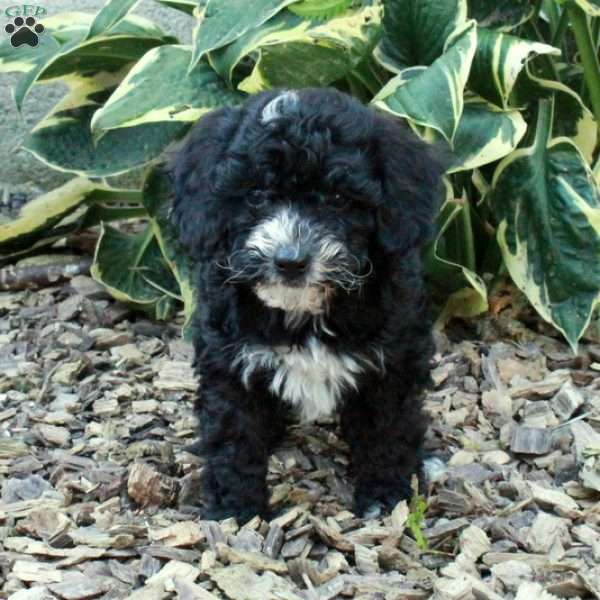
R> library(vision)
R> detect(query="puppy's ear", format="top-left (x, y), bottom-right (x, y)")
top-left (169, 106), bottom-right (243, 257)
top-left (375, 115), bottom-right (446, 255)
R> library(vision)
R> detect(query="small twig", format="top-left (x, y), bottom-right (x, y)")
top-left (37, 363), bottom-right (62, 404)
top-left (0, 257), bottom-right (92, 290)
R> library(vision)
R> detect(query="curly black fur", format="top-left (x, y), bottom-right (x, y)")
top-left (170, 88), bottom-right (445, 521)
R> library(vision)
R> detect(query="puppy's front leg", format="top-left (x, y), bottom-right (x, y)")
top-left (196, 374), bottom-right (276, 522)
top-left (341, 376), bottom-right (428, 516)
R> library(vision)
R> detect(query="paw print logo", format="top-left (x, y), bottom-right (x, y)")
top-left (5, 16), bottom-right (45, 48)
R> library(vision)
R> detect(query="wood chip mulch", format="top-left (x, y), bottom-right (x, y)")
top-left (1, 276), bottom-right (600, 599)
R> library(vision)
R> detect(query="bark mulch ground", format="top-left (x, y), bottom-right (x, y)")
top-left (1, 277), bottom-right (600, 599)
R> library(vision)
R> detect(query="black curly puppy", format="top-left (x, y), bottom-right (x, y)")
top-left (170, 88), bottom-right (445, 521)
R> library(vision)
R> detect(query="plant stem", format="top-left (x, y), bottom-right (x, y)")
top-left (551, 9), bottom-right (569, 47)
top-left (567, 3), bottom-right (600, 126)
top-left (544, 0), bottom-right (561, 34)
top-left (459, 200), bottom-right (476, 273)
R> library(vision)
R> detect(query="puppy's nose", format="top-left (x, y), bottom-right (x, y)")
top-left (274, 247), bottom-right (309, 274)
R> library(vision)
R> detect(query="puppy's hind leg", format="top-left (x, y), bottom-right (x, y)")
top-left (341, 375), bottom-right (428, 518)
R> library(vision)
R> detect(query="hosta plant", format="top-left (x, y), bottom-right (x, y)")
top-left (1, 0), bottom-right (599, 349)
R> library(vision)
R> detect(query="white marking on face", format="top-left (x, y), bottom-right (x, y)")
top-left (261, 90), bottom-right (299, 124)
top-left (233, 337), bottom-right (380, 422)
top-left (245, 208), bottom-right (348, 318)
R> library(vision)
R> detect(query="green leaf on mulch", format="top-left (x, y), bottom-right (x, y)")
top-left (490, 99), bottom-right (600, 351)
top-left (92, 223), bottom-right (180, 321)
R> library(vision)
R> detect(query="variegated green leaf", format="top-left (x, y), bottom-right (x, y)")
top-left (572, 0), bottom-right (600, 16)
top-left (443, 99), bottom-right (527, 172)
top-left (3, 12), bottom-right (173, 110)
top-left (143, 167), bottom-right (196, 337)
top-left (208, 10), bottom-right (299, 85)
top-left (0, 12), bottom-right (167, 74)
top-left (513, 62), bottom-right (598, 163)
top-left (469, 27), bottom-right (559, 109)
top-left (376, 0), bottom-right (467, 72)
top-left (91, 45), bottom-right (243, 132)
top-left (0, 12), bottom-right (91, 75)
top-left (372, 21), bottom-right (477, 143)
top-left (236, 3), bottom-right (382, 93)
top-left (155, 0), bottom-right (199, 16)
top-left (190, 0), bottom-right (297, 69)
top-left (467, 0), bottom-right (535, 30)
top-left (0, 178), bottom-right (141, 256)
top-left (24, 75), bottom-right (185, 177)
top-left (288, 0), bottom-right (352, 19)
top-left (86, 0), bottom-right (141, 39)
top-left (92, 223), bottom-right (179, 320)
top-left (490, 99), bottom-right (600, 350)
top-left (426, 192), bottom-right (488, 322)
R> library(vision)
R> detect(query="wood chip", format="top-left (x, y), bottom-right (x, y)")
top-left (48, 577), bottom-right (112, 600)
top-left (217, 542), bottom-right (288, 574)
top-left (146, 560), bottom-right (200, 586)
top-left (528, 482), bottom-right (581, 518)
top-left (354, 543), bottom-right (379, 575)
top-left (551, 381), bottom-right (584, 421)
top-left (263, 523), bottom-right (284, 559)
top-left (164, 577), bottom-right (221, 600)
top-left (149, 521), bottom-right (204, 547)
top-left (309, 516), bottom-right (353, 552)
top-left (209, 564), bottom-right (303, 600)
top-left (459, 525), bottom-right (490, 562)
top-left (154, 360), bottom-right (198, 392)
top-left (510, 426), bottom-right (553, 455)
top-left (127, 462), bottom-right (178, 508)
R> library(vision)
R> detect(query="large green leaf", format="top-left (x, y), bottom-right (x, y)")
top-left (155, 0), bottom-right (199, 15)
top-left (0, 12), bottom-right (91, 75)
top-left (143, 167), bottom-right (196, 337)
top-left (513, 62), bottom-right (598, 163)
top-left (23, 75), bottom-right (186, 177)
top-left (208, 11), bottom-right (299, 85)
top-left (572, 0), bottom-right (600, 16)
top-left (490, 99), bottom-right (600, 350)
top-left (287, 0), bottom-right (352, 19)
top-left (2, 12), bottom-right (173, 110)
top-left (425, 186), bottom-right (488, 322)
top-left (372, 21), bottom-right (477, 143)
top-left (92, 45), bottom-right (244, 132)
top-left (468, 27), bottom-right (559, 109)
top-left (92, 224), bottom-right (180, 320)
top-left (467, 0), bottom-right (535, 30)
top-left (441, 99), bottom-right (527, 172)
top-left (0, 178), bottom-right (142, 257)
top-left (235, 3), bottom-right (382, 92)
top-left (190, 0), bottom-right (297, 69)
top-left (376, 0), bottom-right (467, 72)
top-left (86, 0), bottom-right (141, 39)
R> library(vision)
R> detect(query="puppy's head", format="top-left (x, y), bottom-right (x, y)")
top-left (170, 88), bottom-right (445, 316)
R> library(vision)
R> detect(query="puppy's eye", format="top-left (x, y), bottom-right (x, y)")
top-left (246, 192), bottom-right (268, 209)
top-left (328, 193), bottom-right (346, 210)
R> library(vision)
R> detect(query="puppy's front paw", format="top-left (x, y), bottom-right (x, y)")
top-left (201, 501), bottom-right (265, 523)
top-left (353, 477), bottom-right (414, 518)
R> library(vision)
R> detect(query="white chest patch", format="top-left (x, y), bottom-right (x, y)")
top-left (233, 337), bottom-right (369, 422)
